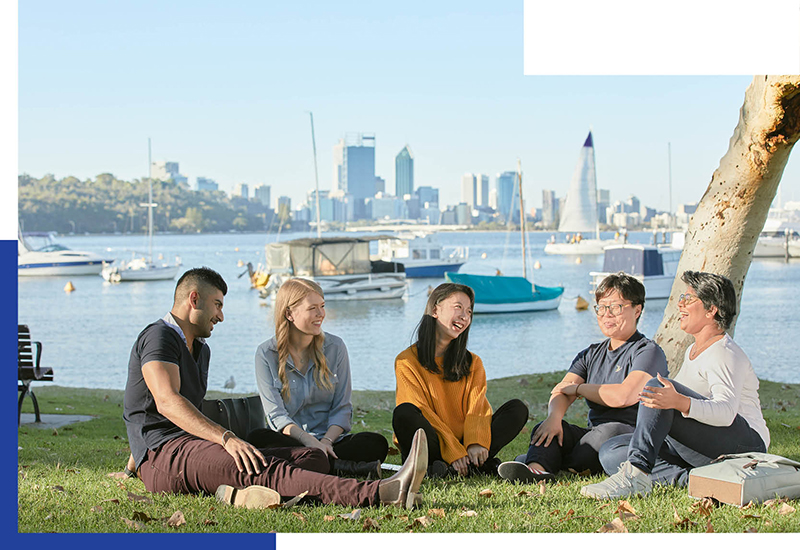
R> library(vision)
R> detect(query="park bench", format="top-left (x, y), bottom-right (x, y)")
top-left (18, 324), bottom-right (54, 425)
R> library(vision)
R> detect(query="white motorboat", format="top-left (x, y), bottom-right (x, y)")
top-left (544, 132), bottom-right (620, 255)
top-left (374, 232), bottom-right (468, 278)
top-left (753, 209), bottom-right (800, 258)
top-left (259, 236), bottom-right (407, 301)
top-left (102, 139), bottom-right (182, 282)
top-left (589, 244), bottom-right (682, 300)
top-left (18, 231), bottom-right (112, 276)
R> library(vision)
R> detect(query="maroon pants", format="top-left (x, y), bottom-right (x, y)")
top-left (139, 434), bottom-right (380, 507)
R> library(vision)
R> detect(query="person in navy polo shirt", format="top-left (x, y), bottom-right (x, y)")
top-left (498, 272), bottom-right (668, 483)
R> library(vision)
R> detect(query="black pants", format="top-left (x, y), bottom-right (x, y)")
top-left (522, 420), bottom-right (634, 475)
top-left (246, 428), bottom-right (389, 464)
top-left (392, 399), bottom-right (528, 467)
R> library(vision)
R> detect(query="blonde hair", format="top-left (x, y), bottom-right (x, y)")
top-left (273, 278), bottom-right (332, 400)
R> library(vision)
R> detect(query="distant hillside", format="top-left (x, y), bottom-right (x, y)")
top-left (18, 174), bottom-right (281, 234)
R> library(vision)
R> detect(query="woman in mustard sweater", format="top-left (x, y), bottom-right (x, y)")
top-left (392, 283), bottom-right (528, 477)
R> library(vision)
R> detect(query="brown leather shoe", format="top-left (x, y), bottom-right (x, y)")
top-left (215, 484), bottom-right (281, 509)
top-left (378, 428), bottom-right (427, 508)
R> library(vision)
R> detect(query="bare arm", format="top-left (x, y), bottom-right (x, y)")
top-left (572, 370), bottom-right (654, 408)
top-left (142, 360), bottom-right (267, 474)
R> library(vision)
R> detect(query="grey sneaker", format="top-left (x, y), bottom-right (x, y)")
top-left (580, 461), bottom-right (652, 500)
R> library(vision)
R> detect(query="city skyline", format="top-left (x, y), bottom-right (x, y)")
top-left (12, 2), bottom-right (800, 237)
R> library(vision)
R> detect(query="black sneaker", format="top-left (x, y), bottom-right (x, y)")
top-left (427, 459), bottom-right (452, 478)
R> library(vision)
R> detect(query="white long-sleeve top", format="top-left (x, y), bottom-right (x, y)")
top-left (673, 334), bottom-right (769, 448)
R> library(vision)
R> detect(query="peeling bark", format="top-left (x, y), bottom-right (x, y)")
top-left (655, 76), bottom-right (800, 374)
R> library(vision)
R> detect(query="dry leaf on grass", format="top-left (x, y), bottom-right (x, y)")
top-left (493, 522), bottom-right (500, 531)
top-left (744, 527), bottom-right (759, 533)
top-left (131, 511), bottom-right (155, 523)
top-left (763, 497), bottom-right (788, 508)
top-left (597, 502), bottom-right (611, 510)
top-left (127, 491), bottom-right (153, 504)
top-left (291, 512), bottom-right (306, 522)
top-left (167, 510), bottom-right (186, 528)
top-left (741, 514), bottom-right (762, 519)
top-left (121, 517), bottom-right (144, 531)
top-left (362, 517), bottom-right (380, 531)
top-left (479, 488), bottom-right (493, 498)
top-left (339, 509), bottom-right (361, 521)
top-left (705, 520), bottom-right (715, 533)
top-left (692, 497), bottom-right (716, 517)
top-left (616, 501), bottom-right (640, 520)
top-left (597, 517), bottom-right (628, 533)
top-left (567, 468), bottom-right (592, 477)
top-left (91, 505), bottom-right (103, 513)
top-left (51, 485), bottom-right (66, 493)
top-left (203, 519), bottom-right (218, 526)
top-left (673, 517), bottom-right (698, 529)
top-left (387, 447), bottom-right (400, 456)
top-left (516, 490), bottom-right (537, 497)
top-left (281, 491), bottom-right (308, 508)
top-left (324, 515), bottom-right (336, 522)
top-left (459, 510), bottom-right (477, 517)
top-left (103, 498), bottom-right (120, 505)
top-left (409, 516), bottom-right (431, 529)
top-left (778, 503), bottom-right (796, 515)
top-left (548, 509), bottom-right (560, 516)
top-left (428, 508), bottom-right (446, 518)
top-left (538, 481), bottom-right (547, 495)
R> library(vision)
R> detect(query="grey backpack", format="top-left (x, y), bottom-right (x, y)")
top-left (688, 452), bottom-right (800, 506)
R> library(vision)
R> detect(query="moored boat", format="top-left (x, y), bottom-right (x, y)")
top-left (589, 244), bottom-right (681, 300)
top-left (259, 236), bottom-right (407, 301)
top-left (374, 232), bottom-right (468, 278)
top-left (18, 231), bottom-right (113, 276)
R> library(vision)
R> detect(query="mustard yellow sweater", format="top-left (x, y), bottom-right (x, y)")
top-left (394, 345), bottom-right (493, 464)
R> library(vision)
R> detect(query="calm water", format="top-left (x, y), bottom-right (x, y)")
top-left (17, 230), bottom-right (800, 392)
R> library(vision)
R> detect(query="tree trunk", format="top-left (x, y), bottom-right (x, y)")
top-left (655, 75), bottom-right (800, 374)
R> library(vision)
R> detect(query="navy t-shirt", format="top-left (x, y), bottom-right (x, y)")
top-left (123, 319), bottom-right (210, 469)
top-left (567, 331), bottom-right (667, 427)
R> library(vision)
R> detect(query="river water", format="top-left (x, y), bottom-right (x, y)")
top-left (17, 230), bottom-right (800, 392)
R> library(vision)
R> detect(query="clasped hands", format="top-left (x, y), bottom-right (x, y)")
top-left (451, 444), bottom-right (489, 476)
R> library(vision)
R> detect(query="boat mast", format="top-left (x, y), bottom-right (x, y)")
top-left (592, 131), bottom-right (599, 240)
top-left (146, 138), bottom-right (154, 262)
top-left (309, 112), bottom-right (322, 239)
top-left (668, 142), bottom-right (673, 228)
top-left (517, 158), bottom-right (527, 280)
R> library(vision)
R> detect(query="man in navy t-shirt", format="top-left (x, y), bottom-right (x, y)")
top-left (498, 272), bottom-right (668, 483)
top-left (122, 267), bottom-right (428, 509)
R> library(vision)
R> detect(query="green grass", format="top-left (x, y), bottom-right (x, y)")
top-left (18, 373), bottom-right (800, 533)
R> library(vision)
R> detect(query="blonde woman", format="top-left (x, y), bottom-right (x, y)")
top-left (251, 278), bottom-right (388, 478)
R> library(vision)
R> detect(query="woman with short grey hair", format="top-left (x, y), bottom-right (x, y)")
top-left (581, 271), bottom-right (769, 499)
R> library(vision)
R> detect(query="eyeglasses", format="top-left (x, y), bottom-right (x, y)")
top-left (593, 303), bottom-right (631, 316)
top-left (678, 293), bottom-right (700, 305)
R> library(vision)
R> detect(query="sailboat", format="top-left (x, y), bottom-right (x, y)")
top-left (445, 161), bottom-right (564, 313)
top-left (101, 139), bottom-right (182, 283)
top-left (544, 131), bottom-right (620, 255)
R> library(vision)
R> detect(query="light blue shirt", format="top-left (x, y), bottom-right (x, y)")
top-left (254, 332), bottom-right (352, 439)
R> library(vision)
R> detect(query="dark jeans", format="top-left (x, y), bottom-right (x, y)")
top-left (246, 428), bottom-right (389, 464)
top-left (392, 399), bottom-right (528, 468)
top-left (139, 433), bottom-right (381, 507)
top-left (598, 377), bottom-right (767, 487)
top-left (522, 420), bottom-right (634, 474)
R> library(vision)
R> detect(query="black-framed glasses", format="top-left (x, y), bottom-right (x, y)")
top-left (593, 303), bottom-right (630, 316)
top-left (678, 293), bottom-right (699, 305)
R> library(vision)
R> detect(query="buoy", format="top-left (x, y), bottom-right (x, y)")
top-left (235, 247), bottom-right (239, 252)
top-left (64, 281), bottom-right (75, 293)
top-left (575, 257), bottom-right (582, 264)
top-left (158, 253), bottom-right (164, 260)
top-left (237, 260), bottom-right (244, 267)
top-left (575, 295), bottom-right (589, 310)
top-left (481, 252), bottom-right (487, 259)
top-left (533, 261), bottom-right (541, 270)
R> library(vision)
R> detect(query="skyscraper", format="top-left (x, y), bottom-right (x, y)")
top-left (341, 133), bottom-right (376, 219)
top-left (496, 171), bottom-right (517, 221)
top-left (477, 174), bottom-right (489, 207)
top-left (332, 139), bottom-right (345, 191)
top-left (461, 174), bottom-right (477, 208)
top-left (254, 184), bottom-right (271, 207)
top-left (542, 189), bottom-right (557, 228)
top-left (395, 145), bottom-right (414, 198)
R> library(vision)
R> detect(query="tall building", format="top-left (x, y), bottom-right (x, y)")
top-left (332, 139), bottom-right (345, 191)
top-left (151, 161), bottom-right (187, 185)
top-left (542, 189), bottom-right (557, 228)
top-left (277, 196), bottom-right (292, 221)
top-left (375, 176), bottom-right (385, 195)
top-left (254, 184), bottom-right (271, 207)
top-left (496, 171), bottom-right (517, 220)
top-left (341, 133), bottom-right (376, 219)
top-left (234, 183), bottom-right (249, 199)
top-left (395, 145), bottom-right (414, 198)
top-left (477, 174), bottom-right (489, 207)
top-left (416, 186), bottom-right (439, 207)
top-left (597, 188), bottom-right (611, 224)
top-left (461, 174), bottom-right (477, 208)
top-left (195, 177), bottom-right (218, 192)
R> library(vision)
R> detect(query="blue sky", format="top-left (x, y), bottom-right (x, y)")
top-left (14, 1), bottom-right (800, 216)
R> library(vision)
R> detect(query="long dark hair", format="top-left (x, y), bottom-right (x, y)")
top-left (414, 283), bottom-right (474, 382)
